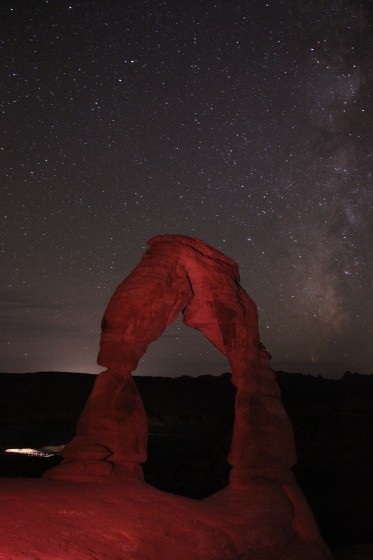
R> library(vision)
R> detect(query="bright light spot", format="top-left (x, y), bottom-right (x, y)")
top-left (5, 448), bottom-right (53, 457)
top-left (4, 445), bottom-right (64, 457)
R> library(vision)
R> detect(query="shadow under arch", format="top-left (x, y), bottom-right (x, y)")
top-left (138, 372), bottom-right (236, 499)
top-left (129, 313), bottom-right (234, 498)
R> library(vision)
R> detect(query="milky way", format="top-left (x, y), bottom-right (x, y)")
top-left (1, 0), bottom-right (372, 377)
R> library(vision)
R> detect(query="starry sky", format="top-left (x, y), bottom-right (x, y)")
top-left (1, 0), bottom-right (372, 377)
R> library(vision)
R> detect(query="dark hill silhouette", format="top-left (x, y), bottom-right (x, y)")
top-left (0, 370), bottom-right (372, 551)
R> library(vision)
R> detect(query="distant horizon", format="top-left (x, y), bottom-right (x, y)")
top-left (1, 364), bottom-right (371, 380)
top-left (1, 312), bottom-right (372, 380)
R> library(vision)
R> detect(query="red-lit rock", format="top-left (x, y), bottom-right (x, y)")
top-left (0, 477), bottom-right (333, 560)
top-left (47, 235), bottom-right (296, 485)
top-left (1, 235), bottom-right (332, 559)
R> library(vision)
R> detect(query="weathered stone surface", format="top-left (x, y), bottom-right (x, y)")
top-left (0, 477), bottom-right (332, 560)
top-left (41, 234), bottom-right (333, 558)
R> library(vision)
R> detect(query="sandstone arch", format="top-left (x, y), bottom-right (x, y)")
top-left (44, 234), bottom-right (332, 559)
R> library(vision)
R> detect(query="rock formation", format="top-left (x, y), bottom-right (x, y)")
top-left (38, 234), bottom-right (332, 558)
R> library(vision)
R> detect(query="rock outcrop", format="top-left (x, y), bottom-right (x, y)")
top-left (38, 234), bottom-right (332, 559)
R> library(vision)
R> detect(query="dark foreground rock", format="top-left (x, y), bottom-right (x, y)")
top-left (0, 370), bottom-right (372, 551)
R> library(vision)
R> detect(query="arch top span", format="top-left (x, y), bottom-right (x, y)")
top-left (98, 234), bottom-right (259, 379)
top-left (148, 234), bottom-right (240, 272)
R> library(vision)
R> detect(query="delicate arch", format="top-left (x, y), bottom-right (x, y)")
top-left (46, 235), bottom-right (296, 487)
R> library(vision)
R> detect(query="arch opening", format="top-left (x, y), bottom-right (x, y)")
top-left (133, 314), bottom-right (234, 498)
top-left (135, 315), bottom-right (230, 378)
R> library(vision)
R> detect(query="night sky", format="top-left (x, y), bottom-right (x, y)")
top-left (1, 1), bottom-right (372, 377)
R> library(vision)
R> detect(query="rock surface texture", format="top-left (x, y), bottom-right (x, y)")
top-left (1, 235), bottom-right (333, 559)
